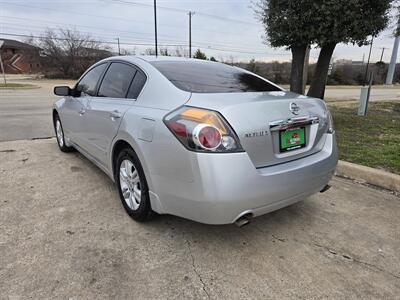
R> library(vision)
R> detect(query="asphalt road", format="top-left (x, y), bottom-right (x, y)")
top-left (325, 85), bottom-right (400, 101)
top-left (0, 80), bottom-right (72, 142)
top-left (0, 138), bottom-right (399, 299)
top-left (1, 79), bottom-right (400, 142)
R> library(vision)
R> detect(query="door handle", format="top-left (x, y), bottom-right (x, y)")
top-left (79, 109), bottom-right (86, 116)
top-left (110, 110), bottom-right (122, 120)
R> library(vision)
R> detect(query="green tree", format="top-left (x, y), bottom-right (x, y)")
top-left (209, 56), bottom-right (217, 62)
top-left (307, 0), bottom-right (391, 99)
top-left (257, 0), bottom-right (316, 93)
top-left (193, 49), bottom-right (207, 60)
top-left (257, 0), bottom-right (392, 98)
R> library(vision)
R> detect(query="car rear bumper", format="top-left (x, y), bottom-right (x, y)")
top-left (153, 133), bottom-right (338, 225)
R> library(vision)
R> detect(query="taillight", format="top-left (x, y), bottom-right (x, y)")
top-left (164, 106), bottom-right (243, 153)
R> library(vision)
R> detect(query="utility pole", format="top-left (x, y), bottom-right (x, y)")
top-left (154, 0), bottom-right (158, 56)
top-left (379, 47), bottom-right (387, 62)
top-left (188, 11), bottom-right (195, 58)
top-left (0, 40), bottom-right (6, 85)
top-left (364, 37), bottom-right (374, 85)
top-left (302, 45), bottom-right (310, 95)
top-left (386, 19), bottom-right (400, 85)
top-left (116, 38), bottom-right (121, 56)
top-left (359, 37), bottom-right (374, 116)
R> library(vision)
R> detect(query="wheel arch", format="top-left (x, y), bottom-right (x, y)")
top-left (52, 109), bottom-right (59, 124)
top-left (110, 136), bottom-right (153, 190)
top-left (110, 136), bottom-right (164, 214)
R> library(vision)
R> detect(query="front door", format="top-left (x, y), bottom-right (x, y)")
top-left (70, 62), bottom-right (108, 152)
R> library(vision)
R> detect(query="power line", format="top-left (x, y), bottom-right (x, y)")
top-left (0, 2), bottom-right (259, 36)
top-left (0, 32), bottom-right (291, 56)
top-left (1, 26), bottom-right (288, 54)
top-left (0, 19), bottom-right (274, 53)
top-left (0, 32), bottom-right (185, 47)
top-left (108, 0), bottom-right (259, 26)
top-left (0, 23), bottom-right (186, 45)
top-left (0, 15), bottom-right (180, 40)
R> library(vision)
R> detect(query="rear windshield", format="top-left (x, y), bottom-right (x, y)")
top-left (150, 61), bottom-right (281, 93)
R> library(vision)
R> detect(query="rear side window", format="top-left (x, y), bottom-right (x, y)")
top-left (98, 62), bottom-right (137, 98)
top-left (150, 61), bottom-right (281, 93)
top-left (76, 63), bottom-right (107, 96)
top-left (127, 69), bottom-right (146, 99)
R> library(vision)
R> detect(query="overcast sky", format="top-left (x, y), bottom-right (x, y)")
top-left (0, 0), bottom-right (398, 63)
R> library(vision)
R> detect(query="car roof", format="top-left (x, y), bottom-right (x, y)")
top-left (104, 55), bottom-right (216, 64)
top-left (138, 55), bottom-right (211, 63)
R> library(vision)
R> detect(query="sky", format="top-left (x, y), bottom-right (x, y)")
top-left (0, 0), bottom-right (398, 63)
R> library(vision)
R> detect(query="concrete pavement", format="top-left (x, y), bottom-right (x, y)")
top-left (0, 138), bottom-right (399, 299)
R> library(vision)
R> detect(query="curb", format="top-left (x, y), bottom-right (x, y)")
top-left (335, 160), bottom-right (400, 193)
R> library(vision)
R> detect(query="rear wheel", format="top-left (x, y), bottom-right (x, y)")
top-left (54, 114), bottom-right (74, 152)
top-left (115, 147), bottom-right (152, 221)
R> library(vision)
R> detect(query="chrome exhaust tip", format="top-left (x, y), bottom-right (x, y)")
top-left (234, 214), bottom-right (252, 227)
top-left (320, 184), bottom-right (331, 193)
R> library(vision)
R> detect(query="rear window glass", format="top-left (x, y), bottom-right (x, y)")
top-left (150, 61), bottom-right (281, 93)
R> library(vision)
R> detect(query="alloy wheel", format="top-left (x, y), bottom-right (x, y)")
top-left (119, 159), bottom-right (142, 211)
top-left (56, 119), bottom-right (64, 147)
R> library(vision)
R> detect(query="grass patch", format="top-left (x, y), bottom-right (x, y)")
top-left (329, 101), bottom-right (400, 174)
top-left (0, 83), bottom-right (38, 89)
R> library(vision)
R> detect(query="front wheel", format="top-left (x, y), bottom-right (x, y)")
top-left (54, 114), bottom-right (74, 152)
top-left (115, 147), bottom-right (153, 221)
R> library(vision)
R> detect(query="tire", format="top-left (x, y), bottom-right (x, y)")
top-left (115, 147), bottom-right (152, 222)
top-left (54, 114), bottom-right (74, 152)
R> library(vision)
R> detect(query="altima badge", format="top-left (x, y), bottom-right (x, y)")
top-left (289, 102), bottom-right (300, 115)
top-left (244, 130), bottom-right (269, 138)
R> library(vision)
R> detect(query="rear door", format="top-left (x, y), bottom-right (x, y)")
top-left (81, 62), bottom-right (147, 167)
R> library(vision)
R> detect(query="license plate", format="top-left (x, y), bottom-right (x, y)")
top-left (279, 127), bottom-right (306, 152)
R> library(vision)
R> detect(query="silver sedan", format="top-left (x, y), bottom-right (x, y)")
top-left (53, 56), bottom-right (338, 225)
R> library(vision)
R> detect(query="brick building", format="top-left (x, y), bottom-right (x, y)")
top-left (0, 39), bottom-right (42, 74)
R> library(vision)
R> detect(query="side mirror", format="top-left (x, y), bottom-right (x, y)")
top-left (54, 86), bottom-right (81, 97)
top-left (54, 86), bottom-right (72, 96)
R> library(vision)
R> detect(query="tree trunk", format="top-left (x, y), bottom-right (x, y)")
top-left (307, 43), bottom-right (336, 99)
top-left (290, 45), bottom-right (308, 94)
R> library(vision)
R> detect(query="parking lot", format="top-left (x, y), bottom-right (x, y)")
top-left (1, 138), bottom-right (399, 298)
top-left (1, 80), bottom-right (400, 298)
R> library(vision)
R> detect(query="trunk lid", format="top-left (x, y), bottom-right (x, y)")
top-left (187, 91), bottom-right (330, 168)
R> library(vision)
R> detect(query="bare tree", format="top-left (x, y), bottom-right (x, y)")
top-left (36, 28), bottom-right (111, 78)
top-left (173, 46), bottom-right (188, 57)
top-left (143, 48), bottom-right (156, 55)
top-left (120, 47), bottom-right (136, 56)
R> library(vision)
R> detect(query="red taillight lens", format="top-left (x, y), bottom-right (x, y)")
top-left (164, 106), bottom-right (243, 153)
top-left (168, 120), bottom-right (187, 137)
top-left (193, 124), bottom-right (222, 150)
